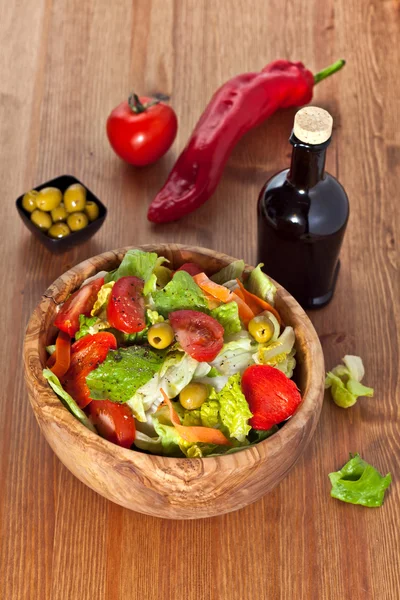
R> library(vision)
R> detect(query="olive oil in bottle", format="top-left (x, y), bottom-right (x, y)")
top-left (257, 107), bottom-right (349, 309)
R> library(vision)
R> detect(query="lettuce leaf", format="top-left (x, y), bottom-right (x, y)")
top-left (210, 260), bottom-right (245, 285)
top-left (86, 346), bottom-right (164, 405)
top-left (246, 263), bottom-right (276, 305)
top-left (127, 351), bottom-right (208, 421)
top-left (209, 373), bottom-right (252, 442)
top-left (91, 282), bottom-right (114, 317)
top-left (105, 249), bottom-right (160, 283)
top-left (247, 426), bottom-right (279, 443)
top-left (200, 399), bottom-right (221, 428)
top-left (152, 271), bottom-right (208, 317)
top-left (325, 355), bottom-right (374, 408)
top-left (133, 430), bottom-right (163, 454)
top-left (75, 314), bottom-right (110, 340)
top-left (43, 369), bottom-right (96, 432)
top-left (210, 335), bottom-right (256, 376)
top-left (253, 327), bottom-right (296, 377)
top-left (146, 309), bottom-right (164, 325)
top-left (329, 453), bottom-right (391, 507)
top-left (211, 302), bottom-right (241, 335)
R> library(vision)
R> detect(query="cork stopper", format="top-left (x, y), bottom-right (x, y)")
top-left (293, 107), bottom-right (333, 145)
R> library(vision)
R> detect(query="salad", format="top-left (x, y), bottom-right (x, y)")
top-left (44, 249), bottom-right (302, 458)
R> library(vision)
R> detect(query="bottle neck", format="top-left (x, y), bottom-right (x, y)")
top-left (287, 134), bottom-right (330, 189)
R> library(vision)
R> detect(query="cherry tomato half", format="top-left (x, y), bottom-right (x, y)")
top-left (106, 94), bottom-right (178, 167)
top-left (176, 262), bottom-right (203, 276)
top-left (61, 332), bottom-right (117, 408)
top-left (54, 277), bottom-right (104, 337)
top-left (88, 400), bottom-right (136, 448)
top-left (169, 309), bottom-right (224, 362)
top-left (107, 276), bottom-right (146, 334)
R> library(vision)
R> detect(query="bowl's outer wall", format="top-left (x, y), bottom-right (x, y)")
top-left (24, 244), bottom-right (325, 519)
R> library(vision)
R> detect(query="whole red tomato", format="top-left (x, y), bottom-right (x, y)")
top-left (106, 93), bottom-right (178, 167)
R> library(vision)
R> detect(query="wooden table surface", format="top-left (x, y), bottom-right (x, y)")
top-left (1, 0), bottom-right (399, 598)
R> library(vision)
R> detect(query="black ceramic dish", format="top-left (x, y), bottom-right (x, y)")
top-left (16, 175), bottom-right (107, 254)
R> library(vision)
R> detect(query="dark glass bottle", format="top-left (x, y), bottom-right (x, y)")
top-left (257, 107), bottom-right (349, 309)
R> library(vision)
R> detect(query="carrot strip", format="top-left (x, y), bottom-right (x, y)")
top-left (236, 279), bottom-right (281, 324)
top-left (161, 390), bottom-right (231, 446)
top-left (193, 273), bottom-right (232, 303)
top-left (50, 331), bottom-right (71, 379)
top-left (230, 292), bottom-right (255, 326)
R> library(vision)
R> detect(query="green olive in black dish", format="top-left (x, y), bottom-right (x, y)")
top-left (22, 190), bottom-right (39, 213)
top-left (84, 200), bottom-right (99, 222)
top-left (51, 202), bottom-right (68, 222)
top-left (67, 211), bottom-right (89, 231)
top-left (64, 183), bottom-right (87, 213)
top-left (48, 223), bottom-right (71, 239)
top-left (31, 209), bottom-right (52, 231)
top-left (36, 187), bottom-right (62, 212)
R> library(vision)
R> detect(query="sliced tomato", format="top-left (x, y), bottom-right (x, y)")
top-left (54, 277), bottom-right (105, 337)
top-left (169, 309), bottom-right (224, 362)
top-left (88, 400), bottom-right (136, 448)
top-left (61, 332), bottom-right (117, 408)
top-left (176, 262), bottom-right (203, 276)
top-left (107, 276), bottom-right (146, 334)
top-left (50, 331), bottom-right (71, 379)
top-left (241, 364), bottom-right (302, 430)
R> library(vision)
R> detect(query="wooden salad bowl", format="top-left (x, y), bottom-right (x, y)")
top-left (24, 244), bottom-right (325, 519)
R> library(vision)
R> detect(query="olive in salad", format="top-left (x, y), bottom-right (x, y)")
top-left (44, 250), bottom-right (302, 457)
top-left (22, 183), bottom-right (100, 239)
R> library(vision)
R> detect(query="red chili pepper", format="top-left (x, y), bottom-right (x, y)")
top-left (147, 59), bottom-right (345, 223)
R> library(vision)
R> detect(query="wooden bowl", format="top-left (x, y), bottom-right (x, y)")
top-left (24, 244), bottom-right (325, 519)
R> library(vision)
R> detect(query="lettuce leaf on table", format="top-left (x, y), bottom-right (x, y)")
top-left (325, 355), bottom-right (374, 408)
top-left (329, 453), bottom-right (391, 507)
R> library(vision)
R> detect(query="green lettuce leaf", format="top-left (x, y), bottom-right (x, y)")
top-left (325, 355), bottom-right (374, 408)
top-left (210, 335), bottom-right (256, 377)
top-left (105, 249), bottom-right (160, 283)
top-left (146, 309), bottom-right (165, 325)
top-left (46, 345), bottom-right (56, 356)
top-left (75, 314), bottom-right (110, 340)
top-left (86, 346), bottom-right (164, 405)
top-left (329, 453), bottom-right (392, 507)
top-left (43, 369), bottom-right (96, 432)
top-left (210, 260), bottom-right (245, 285)
top-left (200, 399), bottom-right (221, 428)
top-left (253, 327), bottom-right (296, 377)
top-left (247, 426), bottom-right (279, 443)
top-left (152, 271), bottom-right (208, 317)
top-left (182, 408), bottom-right (202, 427)
top-left (246, 263), bottom-right (276, 305)
top-left (211, 302), bottom-right (241, 335)
top-left (209, 373), bottom-right (252, 442)
top-left (127, 351), bottom-right (208, 421)
top-left (133, 430), bottom-right (163, 454)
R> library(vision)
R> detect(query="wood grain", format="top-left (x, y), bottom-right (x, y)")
top-left (0, 0), bottom-right (399, 597)
top-left (24, 244), bottom-right (324, 519)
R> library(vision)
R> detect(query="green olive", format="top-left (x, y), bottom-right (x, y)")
top-left (31, 209), bottom-right (52, 231)
top-left (36, 187), bottom-right (62, 212)
top-left (67, 212), bottom-right (89, 231)
top-left (64, 183), bottom-right (87, 213)
top-left (84, 200), bottom-right (99, 222)
top-left (48, 223), bottom-right (71, 239)
top-left (179, 383), bottom-right (209, 410)
top-left (22, 190), bottom-right (39, 213)
top-left (148, 323), bottom-right (174, 349)
top-left (51, 202), bottom-right (68, 222)
top-left (248, 314), bottom-right (274, 344)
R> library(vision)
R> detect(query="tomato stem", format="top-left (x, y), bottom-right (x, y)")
top-left (128, 93), bottom-right (160, 113)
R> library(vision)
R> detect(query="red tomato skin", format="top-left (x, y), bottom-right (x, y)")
top-left (241, 364), bottom-right (302, 430)
top-left (61, 332), bottom-right (117, 409)
top-left (169, 309), bottom-right (224, 362)
top-left (88, 400), bottom-right (136, 448)
top-left (176, 263), bottom-right (203, 276)
top-left (106, 97), bottom-right (178, 167)
top-left (107, 276), bottom-right (146, 334)
top-left (54, 277), bottom-right (104, 337)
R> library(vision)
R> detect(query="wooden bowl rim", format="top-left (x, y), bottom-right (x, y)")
top-left (24, 243), bottom-right (325, 467)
